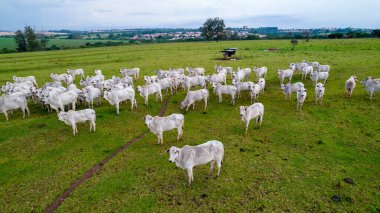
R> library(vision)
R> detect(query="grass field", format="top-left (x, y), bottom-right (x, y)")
top-left (0, 37), bottom-right (124, 50)
top-left (0, 39), bottom-right (379, 212)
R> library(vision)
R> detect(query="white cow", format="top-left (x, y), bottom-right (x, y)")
top-left (180, 89), bottom-right (209, 111)
top-left (63, 74), bottom-right (74, 85)
top-left (296, 87), bottom-right (307, 111)
top-left (302, 60), bottom-right (319, 68)
top-left (317, 64), bottom-right (330, 72)
top-left (212, 83), bottom-right (237, 105)
top-left (277, 69), bottom-right (293, 84)
top-left (120, 67), bottom-right (140, 79)
top-left (345, 76), bottom-right (358, 98)
top-left (360, 77), bottom-right (380, 100)
top-left (280, 82), bottom-right (305, 100)
top-left (249, 84), bottom-right (261, 103)
top-left (104, 87), bottom-right (136, 114)
top-left (168, 140), bottom-right (224, 186)
top-left (206, 73), bottom-right (226, 85)
top-left (50, 73), bottom-right (66, 83)
top-left (186, 67), bottom-right (205, 76)
top-left (238, 103), bottom-right (264, 133)
top-left (83, 86), bottom-right (101, 108)
top-left (45, 90), bottom-right (78, 113)
top-left (310, 71), bottom-right (329, 85)
top-left (67, 69), bottom-right (85, 80)
top-left (315, 83), bottom-right (325, 104)
top-left (144, 75), bottom-right (159, 85)
top-left (232, 79), bottom-right (254, 99)
top-left (238, 67), bottom-right (252, 79)
top-left (58, 109), bottom-right (96, 136)
top-left (232, 69), bottom-right (246, 83)
top-left (257, 78), bottom-right (266, 94)
top-left (157, 78), bottom-right (173, 94)
top-left (0, 94), bottom-right (30, 121)
top-left (137, 83), bottom-right (162, 106)
top-left (253, 67), bottom-right (268, 81)
top-left (215, 65), bottom-right (233, 75)
top-left (144, 113), bottom-right (184, 144)
top-left (183, 76), bottom-right (207, 91)
top-left (13, 76), bottom-right (38, 87)
top-left (300, 65), bottom-right (314, 80)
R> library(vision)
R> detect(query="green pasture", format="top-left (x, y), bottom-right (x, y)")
top-left (0, 39), bottom-right (379, 212)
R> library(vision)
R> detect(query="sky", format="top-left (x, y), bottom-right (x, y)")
top-left (0, 0), bottom-right (379, 31)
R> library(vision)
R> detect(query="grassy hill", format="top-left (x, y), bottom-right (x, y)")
top-left (0, 39), bottom-right (379, 212)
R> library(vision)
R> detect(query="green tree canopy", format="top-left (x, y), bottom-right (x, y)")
top-left (199, 17), bottom-right (226, 42)
top-left (14, 30), bottom-right (27, 52)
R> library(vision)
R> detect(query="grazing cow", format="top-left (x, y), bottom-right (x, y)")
top-left (232, 79), bottom-right (254, 99)
top-left (317, 64), bottom-right (330, 72)
top-left (310, 71), bottom-right (329, 85)
top-left (168, 140), bottom-right (224, 186)
top-left (215, 65), bottom-right (233, 76)
top-left (13, 76), bottom-right (38, 87)
top-left (296, 87), bottom-right (307, 111)
top-left (206, 73), bottom-right (226, 85)
top-left (277, 69), bottom-right (293, 84)
top-left (182, 76), bottom-right (207, 91)
top-left (44, 90), bottom-right (78, 113)
top-left (112, 76), bottom-right (133, 87)
top-left (238, 103), bottom-right (264, 133)
top-left (104, 87), bottom-right (136, 114)
top-left (144, 75), bottom-right (159, 85)
top-left (345, 76), bottom-right (357, 98)
top-left (120, 67), bottom-right (140, 79)
top-left (232, 69), bottom-right (246, 83)
top-left (249, 84), bottom-right (261, 103)
top-left (302, 60), bottom-right (319, 68)
top-left (186, 67), bottom-right (205, 76)
top-left (50, 73), bottom-right (66, 83)
top-left (212, 83), bottom-right (237, 105)
top-left (257, 78), bottom-right (266, 94)
top-left (144, 113), bottom-right (184, 144)
top-left (137, 83), bottom-right (162, 106)
top-left (280, 82), bottom-right (305, 100)
top-left (58, 109), bottom-right (96, 136)
top-left (360, 77), bottom-right (380, 100)
top-left (83, 86), bottom-right (102, 108)
top-left (0, 94), bottom-right (30, 121)
top-left (63, 74), bottom-right (74, 85)
top-left (300, 65), bottom-right (314, 80)
top-left (315, 83), bottom-right (325, 104)
top-left (253, 67), bottom-right (268, 81)
top-left (157, 78), bottom-right (173, 94)
top-left (67, 69), bottom-right (85, 80)
top-left (238, 67), bottom-right (252, 79)
top-left (180, 89), bottom-right (209, 111)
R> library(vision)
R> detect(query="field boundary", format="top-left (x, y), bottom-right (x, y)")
top-left (45, 97), bottom-right (170, 213)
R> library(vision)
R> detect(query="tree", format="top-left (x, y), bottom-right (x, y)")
top-left (14, 30), bottom-right (27, 52)
top-left (24, 26), bottom-right (40, 51)
top-left (371, 29), bottom-right (380, 38)
top-left (40, 37), bottom-right (49, 50)
top-left (291, 39), bottom-right (298, 50)
top-left (199, 17), bottom-right (225, 42)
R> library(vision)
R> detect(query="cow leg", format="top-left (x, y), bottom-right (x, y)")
top-left (186, 104), bottom-right (190, 111)
top-left (156, 135), bottom-right (160, 144)
top-left (116, 102), bottom-right (120, 115)
top-left (219, 94), bottom-right (222, 103)
top-left (93, 121), bottom-right (96, 132)
top-left (72, 102), bottom-right (76, 111)
top-left (26, 106), bottom-right (30, 117)
top-left (245, 119), bottom-right (250, 134)
top-left (192, 102), bottom-right (195, 110)
top-left (209, 160), bottom-right (215, 176)
top-left (72, 124), bottom-right (76, 136)
top-left (187, 168), bottom-right (192, 186)
top-left (145, 96), bottom-right (148, 106)
top-left (216, 160), bottom-right (222, 177)
top-left (4, 111), bottom-right (8, 121)
top-left (204, 98), bottom-right (207, 109)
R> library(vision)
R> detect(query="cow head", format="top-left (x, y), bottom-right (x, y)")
top-left (144, 115), bottom-right (153, 127)
top-left (298, 87), bottom-right (307, 98)
top-left (238, 106), bottom-right (247, 120)
top-left (277, 69), bottom-right (282, 77)
top-left (168, 146), bottom-right (180, 163)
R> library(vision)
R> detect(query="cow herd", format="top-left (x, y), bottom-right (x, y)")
top-left (1, 61), bottom-right (379, 185)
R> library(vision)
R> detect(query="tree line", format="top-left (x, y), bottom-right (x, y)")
top-left (14, 26), bottom-right (49, 52)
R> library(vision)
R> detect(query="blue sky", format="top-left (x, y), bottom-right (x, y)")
top-left (0, 0), bottom-right (379, 30)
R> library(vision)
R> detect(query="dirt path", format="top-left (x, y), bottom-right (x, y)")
top-left (45, 97), bottom-right (170, 213)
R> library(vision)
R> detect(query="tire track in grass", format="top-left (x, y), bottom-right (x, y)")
top-left (45, 97), bottom-right (170, 213)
